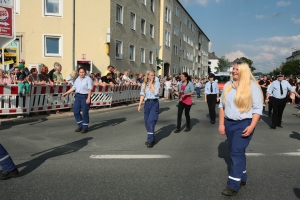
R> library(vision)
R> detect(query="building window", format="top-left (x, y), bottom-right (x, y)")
top-left (116, 4), bottom-right (123, 24)
top-left (116, 40), bottom-right (123, 59)
top-left (141, 19), bottom-right (146, 35)
top-left (150, 0), bottom-right (155, 12)
top-left (165, 30), bottom-right (170, 47)
top-left (142, 0), bottom-right (146, 5)
top-left (43, 35), bottom-right (62, 57)
top-left (130, 12), bottom-right (136, 30)
top-left (15, 0), bottom-right (20, 14)
top-left (174, 5), bottom-right (179, 17)
top-left (165, 7), bottom-right (171, 24)
top-left (180, 39), bottom-right (182, 47)
top-left (150, 24), bottom-right (154, 38)
top-left (174, 25), bottom-right (179, 36)
top-left (141, 48), bottom-right (145, 63)
top-left (129, 45), bottom-right (135, 61)
top-left (44, 0), bottom-right (62, 16)
top-left (173, 45), bottom-right (178, 56)
top-left (149, 51), bottom-right (153, 64)
top-left (184, 15), bottom-right (187, 25)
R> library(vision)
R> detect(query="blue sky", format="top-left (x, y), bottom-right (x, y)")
top-left (179, 0), bottom-right (300, 73)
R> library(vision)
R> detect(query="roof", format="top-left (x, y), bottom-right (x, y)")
top-left (208, 52), bottom-right (219, 59)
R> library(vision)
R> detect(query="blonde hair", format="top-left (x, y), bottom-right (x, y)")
top-left (143, 70), bottom-right (156, 93)
top-left (222, 63), bottom-right (262, 113)
top-left (70, 70), bottom-right (77, 79)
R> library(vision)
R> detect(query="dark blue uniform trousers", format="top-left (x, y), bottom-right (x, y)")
top-left (196, 87), bottom-right (201, 97)
top-left (225, 118), bottom-right (254, 191)
top-left (0, 144), bottom-right (16, 173)
top-left (74, 94), bottom-right (90, 130)
top-left (144, 100), bottom-right (159, 143)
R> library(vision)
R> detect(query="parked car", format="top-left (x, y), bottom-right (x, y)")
top-left (214, 72), bottom-right (231, 94)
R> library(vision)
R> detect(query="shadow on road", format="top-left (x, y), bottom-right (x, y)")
top-left (155, 124), bottom-right (176, 145)
top-left (159, 107), bottom-right (170, 114)
top-left (293, 188), bottom-right (300, 199)
top-left (190, 118), bottom-right (200, 129)
top-left (88, 118), bottom-right (126, 132)
top-left (290, 131), bottom-right (300, 140)
top-left (260, 111), bottom-right (271, 126)
top-left (218, 140), bottom-right (231, 174)
top-left (205, 113), bottom-right (219, 119)
top-left (16, 137), bottom-right (93, 177)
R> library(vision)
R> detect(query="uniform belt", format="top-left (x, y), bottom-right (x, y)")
top-left (76, 93), bottom-right (88, 95)
top-left (146, 99), bottom-right (158, 102)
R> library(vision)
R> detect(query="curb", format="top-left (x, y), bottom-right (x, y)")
top-left (0, 101), bottom-right (141, 126)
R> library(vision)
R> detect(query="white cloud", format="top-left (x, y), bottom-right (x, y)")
top-left (232, 35), bottom-right (300, 72)
top-left (256, 15), bottom-right (265, 19)
top-left (255, 13), bottom-right (280, 20)
top-left (224, 50), bottom-right (247, 62)
top-left (179, 0), bottom-right (220, 6)
top-left (291, 18), bottom-right (300, 25)
top-left (251, 53), bottom-right (275, 63)
top-left (179, 0), bottom-right (209, 6)
top-left (276, 1), bottom-right (291, 7)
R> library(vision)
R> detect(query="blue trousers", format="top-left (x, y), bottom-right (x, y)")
top-left (196, 87), bottom-right (201, 97)
top-left (144, 100), bottom-right (159, 143)
top-left (74, 94), bottom-right (90, 130)
top-left (225, 118), bottom-right (254, 191)
top-left (0, 144), bottom-right (16, 173)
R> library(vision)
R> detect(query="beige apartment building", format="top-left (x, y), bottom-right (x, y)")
top-left (8, 0), bottom-right (209, 78)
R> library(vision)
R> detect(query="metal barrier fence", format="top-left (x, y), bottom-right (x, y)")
top-left (0, 84), bottom-right (142, 115)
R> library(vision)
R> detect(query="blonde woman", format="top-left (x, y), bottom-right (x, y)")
top-left (53, 65), bottom-right (65, 84)
top-left (138, 70), bottom-right (160, 148)
top-left (219, 61), bottom-right (263, 196)
top-left (66, 70), bottom-right (78, 85)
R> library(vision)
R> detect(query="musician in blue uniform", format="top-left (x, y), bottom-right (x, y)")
top-left (138, 70), bottom-right (160, 148)
top-left (62, 67), bottom-right (93, 133)
top-left (204, 73), bottom-right (219, 124)
top-left (0, 144), bottom-right (19, 180)
top-left (266, 72), bottom-right (300, 129)
top-left (219, 61), bottom-right (263, 196)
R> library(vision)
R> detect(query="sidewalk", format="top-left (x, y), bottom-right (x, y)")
top-left (0, 101), bottom-right (143, 126)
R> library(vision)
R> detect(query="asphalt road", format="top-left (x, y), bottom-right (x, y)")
top-left (1, 97), bottom-right (300, 200)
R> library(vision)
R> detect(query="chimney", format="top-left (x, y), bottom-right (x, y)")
top-left (212, 52), bottom-right (215, 56)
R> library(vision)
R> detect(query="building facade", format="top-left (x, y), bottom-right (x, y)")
top-left (286, 50), bottom-right (300, 62)
top-left (208, 52), bottom-right (219, 74)
top-left (10, 0), bottom-right (209, 78)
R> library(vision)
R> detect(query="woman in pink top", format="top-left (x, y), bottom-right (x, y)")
top-left (0, 69), bottom-right (12, 85)
top-left (174, 72), bottom-right (195, 133)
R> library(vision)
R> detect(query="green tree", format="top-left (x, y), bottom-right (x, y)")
top-left (240, 57), bottom-right (256, 72)
top-left (281, 60), bottom-right (300, 77)
top-left (217, 56), bottom-right (231, 72)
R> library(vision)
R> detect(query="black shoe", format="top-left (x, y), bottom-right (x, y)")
top-left (173, 128), bottom-right (180, 133)
top-left (270, 125), bottom-right (276, 129)
top-left (210, 121), bottom-right (215, 124)
top-left (240, 181), bottom-right (246, 186)
top-left (277, 125), bottom-right (283, 128)
top-left (75, 127), bottom-right (82, 132)
top-left (221, 186), bottom-right (238, 196)
top-left (145, 141), bottom-right (155, 145)
top-left (0, 168), bottom-right (19, 180)
top-left (176, 104), bottom-right (178, 107)
top-left (184, 127), bottom-right (190, 132)
top-left (81, 129), bottom-right (88, 134)
top-left (146, 142), bottom-right (154, 148)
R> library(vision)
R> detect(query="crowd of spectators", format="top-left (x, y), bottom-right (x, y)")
top-left (0, 61), bottom-right (147, 97)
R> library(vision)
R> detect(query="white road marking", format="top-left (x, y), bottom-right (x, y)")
top-left (90, 155), bottom-right (171, 159)
top-left (278, 152), bottom-right (300, 156)
top-left (246, 153), bottom-right (265, 156)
